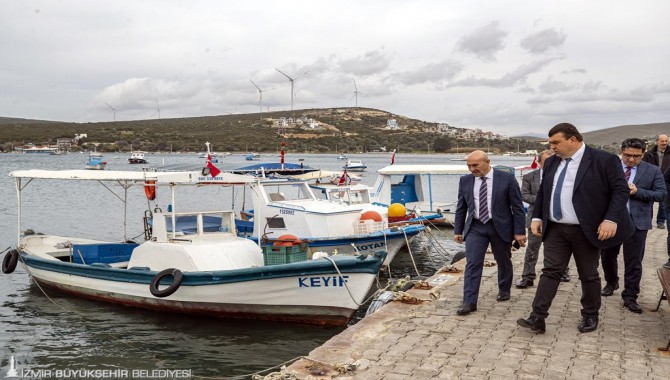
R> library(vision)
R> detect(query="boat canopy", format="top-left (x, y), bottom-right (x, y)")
top-left (377, 164), bottom-right (470, 175)
top-left (9, 169), bottom-right (257, 185)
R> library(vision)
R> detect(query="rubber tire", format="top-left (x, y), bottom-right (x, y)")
top-left (149, 268), bottom-right (183, 298)
top-left (2, 250), bottom-right (19, 274)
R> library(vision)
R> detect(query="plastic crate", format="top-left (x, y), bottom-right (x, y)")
top-left (353, 220), bottom-right (388, 234)
top-left (263, 243), bottom-right (309, 265)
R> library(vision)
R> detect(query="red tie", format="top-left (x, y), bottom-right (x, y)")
top-left (625, 166), bottom-right (633, 182)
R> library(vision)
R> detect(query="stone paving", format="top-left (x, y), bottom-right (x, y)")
top-left (286, 226), bottom-right (670, 379)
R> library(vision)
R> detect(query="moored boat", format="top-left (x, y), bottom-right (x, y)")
top-left (128, 151), bottom-right (148, 164)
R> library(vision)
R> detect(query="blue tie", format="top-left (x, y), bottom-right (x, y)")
top-left (553, 158), bottom-right (572, 221)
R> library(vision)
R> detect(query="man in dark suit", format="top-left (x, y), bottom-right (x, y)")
top-left (642, 134), bottom-right (669, 228)
top-left (600, 138), bottom-right (666, 313)
top-left (454, 150), bottom-right (527, 315)
top-left (517, 123), bottom-right (634, 333)
top-left (516, 150), bottom-right (573, 288)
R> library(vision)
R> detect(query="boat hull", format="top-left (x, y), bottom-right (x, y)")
top-left (20, 252), bottom-right (384, 326)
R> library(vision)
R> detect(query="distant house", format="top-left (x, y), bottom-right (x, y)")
top-left (386, 119), bottom-right (399, 130)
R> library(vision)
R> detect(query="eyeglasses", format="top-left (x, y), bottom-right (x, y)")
top-left (622, 153), bottom-right (643, 159)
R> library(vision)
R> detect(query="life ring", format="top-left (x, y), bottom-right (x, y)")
top-left (149, 268), bottom-right (183, 297)
top-left (144, 181), bottom-right (156, 201)
top-left (2, 249), bottom-right (19, 274)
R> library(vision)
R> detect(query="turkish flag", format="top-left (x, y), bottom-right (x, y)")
top-left (391, 150), bottom-right (396, 165)
top-left (338, 169), bottom-right (348, 186)
top-left (530, 156), bottom-right (539, 169)
top-left (207, 154), bottom-right (221, 177)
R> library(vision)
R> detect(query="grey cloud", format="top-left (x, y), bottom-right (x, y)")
top-left (339, 49), bottom-right (391, 76)
top-left (527, 96), bottom-right (552, 104)
top-left (456, 21), bottom-right (508, 61)
top-left (561, 68), bottom-right (587, 75)
top-left (395, 60), bottom-right (463, 85)
top-left (538, 76), bottom-right (577, 94)
top-left (520, 28), bottom-right (567, 54)
top-left (450, 57), bottom-right (561, 88)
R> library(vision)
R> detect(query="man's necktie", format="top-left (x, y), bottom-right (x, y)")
top-left (479, 176), bottom-right (490, 223)
top-left (625, 166), bottom-right (633, 182)
top-left (553, 158), bottom-right (572, 221)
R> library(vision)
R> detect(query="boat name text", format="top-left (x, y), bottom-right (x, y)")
top-left (355, 242), bottom-right (385, 251)
top-left (298, 275), bottom-right (349, 287)
top-left (279, 209), bottom-right (295, 215)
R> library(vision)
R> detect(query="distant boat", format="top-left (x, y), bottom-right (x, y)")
top-left (343, 159), bottom-right (367, 172)
top-left (337, 154), bottom-right (348, 160)
top-left (128, 151), bottom-right (148, 164)
top-left (243, 153), bottom-right (261, 161)
top-left (85, 153), bottom-right (106, 170)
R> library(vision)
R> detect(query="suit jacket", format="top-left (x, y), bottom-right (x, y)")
top-left (521, 169), bottom-right (541, 228)
top-left (628, 161), bottom-right (667, 230)
top-left (531, 145), bottom-right (635, 248)
top-left (454, 169), bottom-right (526, 242)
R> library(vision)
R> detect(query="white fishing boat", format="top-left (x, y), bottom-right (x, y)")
top-left (2, 170), bottom-right (386, 326)
top-left (128, 151), bottom-right (148, 164)
top-left (84, 152), bottom-right (106, 170)
top-left (337, 154), bottom-right (348, 160)
top-left (343, 159), bottom-right (367, 172)
top-left (238, 179), bottom-right (424, 265)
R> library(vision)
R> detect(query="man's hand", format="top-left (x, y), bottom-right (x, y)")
top-left (597, 220), bottom-right (617, 241)
top-left (530, 220), bottom-right (543, 237)
top-left (514, 234), bottom-right (527, 247)
top-left (629, 182), bottom-right (637, 195)
top-left (454, 234), bottom-right (464, 244)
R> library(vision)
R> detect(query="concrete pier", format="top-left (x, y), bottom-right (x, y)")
top-left (285, 226), bottom-right (670, 379)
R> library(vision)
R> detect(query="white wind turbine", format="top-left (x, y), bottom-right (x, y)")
top-left (275, 68), bottom-right (310, 111)
top-left (352, 78), bottom-right (362, 108)
top-left (104, 102), bottom-right (121, 122)
top-left (250, 79), bottom-right (277, 113)
top-left (151, 98), bottom-right (161, 119)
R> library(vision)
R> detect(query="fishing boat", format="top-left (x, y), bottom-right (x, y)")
top-left (343, 159), bottom-right (367, 172)
top-left (243, 153), bottom-right (261, 161)
top-left (2, 169), bottom-right (386, 326)
top-left (370, 164), bottom-right (473, 227)
top-left (84, 152), bottom-right (106, 170)
top-left (128, 151), bottom-right (148, 164)
top-left (237, 179), bottom-right (424, 265)
top-left (337, 154), bottom-right (348, 160)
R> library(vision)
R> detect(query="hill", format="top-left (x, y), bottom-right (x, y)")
top-left (0, 108), bottom-right (543, 154)
top-left (582, 122), bottom-right (670, 147)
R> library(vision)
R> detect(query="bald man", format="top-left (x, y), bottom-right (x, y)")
top-left (453, 150), bottom-right (527, 315)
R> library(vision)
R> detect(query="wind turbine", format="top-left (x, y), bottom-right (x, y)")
top-left (275, 68), bottom-right (310, 111)
top-left (352, 78), bottom-right (361, 108)
top-left (104, 102), bottom-right (120, 122)
top-left (151, 98), bottom-right (161, 119)
top-left (250, 79), bottom-right (276, 113)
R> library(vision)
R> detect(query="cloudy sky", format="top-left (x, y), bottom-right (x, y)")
top-left (1, 0), bottom-right (669, 136)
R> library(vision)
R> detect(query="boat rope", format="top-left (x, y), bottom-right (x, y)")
top-left (401, 228), bottom-right (421, 277)
top-left (422, 227), bottom-right (455, 262)
top-left (323, 256), bottom-right (390, 307)
top-left (1, 246), bottom-right (9, 254)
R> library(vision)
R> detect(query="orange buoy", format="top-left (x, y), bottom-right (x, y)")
top-left (274, 234), bottom-right (302, 246)
top-left (144, 180), bottom-right (157, 201)
top-left (360, 210), bottom-right (383, 222)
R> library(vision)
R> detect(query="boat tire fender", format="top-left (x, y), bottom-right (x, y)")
top-left (2, 249), bottom-right (19, 274)
top-left (144, 181), bottom-right (157, 201)
top-left (150, 268), bottom-right (183, 297)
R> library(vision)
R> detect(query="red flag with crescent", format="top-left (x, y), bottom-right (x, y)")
top-left (207, 154), bottom-right (221, 177)
top-left (338, 169), bottom-right (348, 186)
top-left (391, 150), bottom-right (396, 165)
top-left (530, 155), bottom-right (539, 169)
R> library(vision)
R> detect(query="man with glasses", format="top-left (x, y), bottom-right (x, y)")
top-left (600, 138), bottom-right (666, 313)
top-left (642, 134), bottom-right (669, 229)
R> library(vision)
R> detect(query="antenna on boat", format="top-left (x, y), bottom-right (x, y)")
top-left (104, 102), bottom-right (121, 122)
top-left (275, 68), bottom-right (310, 111)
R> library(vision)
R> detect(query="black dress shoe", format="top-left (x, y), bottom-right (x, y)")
top-left (578, 317), bottom-right (599, 333)
top-left (624, 299), bottom-right (643, 314)
top-left (496, 291), bottom-right (510, 301)
top-left (601, 282), bottom-right (619, 296)
top-left (517, 316), bottom-right (546, 333)
top-left (515, 279), bottom-right (534, 289)
top-left (560, 272), bottom-right (571, 282)
top-left (457, 303), bottom-right (477, 315)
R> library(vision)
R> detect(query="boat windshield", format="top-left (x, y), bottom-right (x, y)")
top-left (327, 188), bottom-right (370, 205)
top-left (164, 211), bottom-right (235, 236)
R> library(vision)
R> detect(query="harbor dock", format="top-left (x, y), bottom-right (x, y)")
top-left (284, 225), bottom-right (670, 379)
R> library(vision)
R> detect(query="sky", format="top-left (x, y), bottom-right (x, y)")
top-left (1, 0), bottom-right (669, 136)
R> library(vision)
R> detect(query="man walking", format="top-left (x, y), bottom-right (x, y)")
top-left (516, 150), bottom-right (571, 288)
top-left (454, 150), bottom-right (526, 315)
top-left (600, 138), bottom-right (666, 313)
top-left (517, 123), bottom-right (634, 333)
top-left (642, 134), bottom-right (670, 228)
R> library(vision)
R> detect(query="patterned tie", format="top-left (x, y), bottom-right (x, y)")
top-left (625, 166), bottom-right (633, 182)
top-left (479, 176), bottom-right (490, 223)
top-left (552, 158), bottom-right (572, 221)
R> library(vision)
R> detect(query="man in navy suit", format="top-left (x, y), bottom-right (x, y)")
top-left (601, 138), bottom-right (666, 313)
top-left (453, 150), bottom-right (527, 315)
top-left (517, 123), bottom-right (634, 333)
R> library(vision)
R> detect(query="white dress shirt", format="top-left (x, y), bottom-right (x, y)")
top-left (549, 143), bottom-right (586, 224)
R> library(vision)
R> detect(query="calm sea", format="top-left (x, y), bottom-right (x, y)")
top-left (0, 151), bottom-right (532, 378)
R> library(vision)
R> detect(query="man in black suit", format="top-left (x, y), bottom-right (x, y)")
top-left (517, 123), bottom-right (634, 333)
top-left (600, 138), bottom-right (666, 313)
top-left (453, 150), bottom-right (527, 315)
